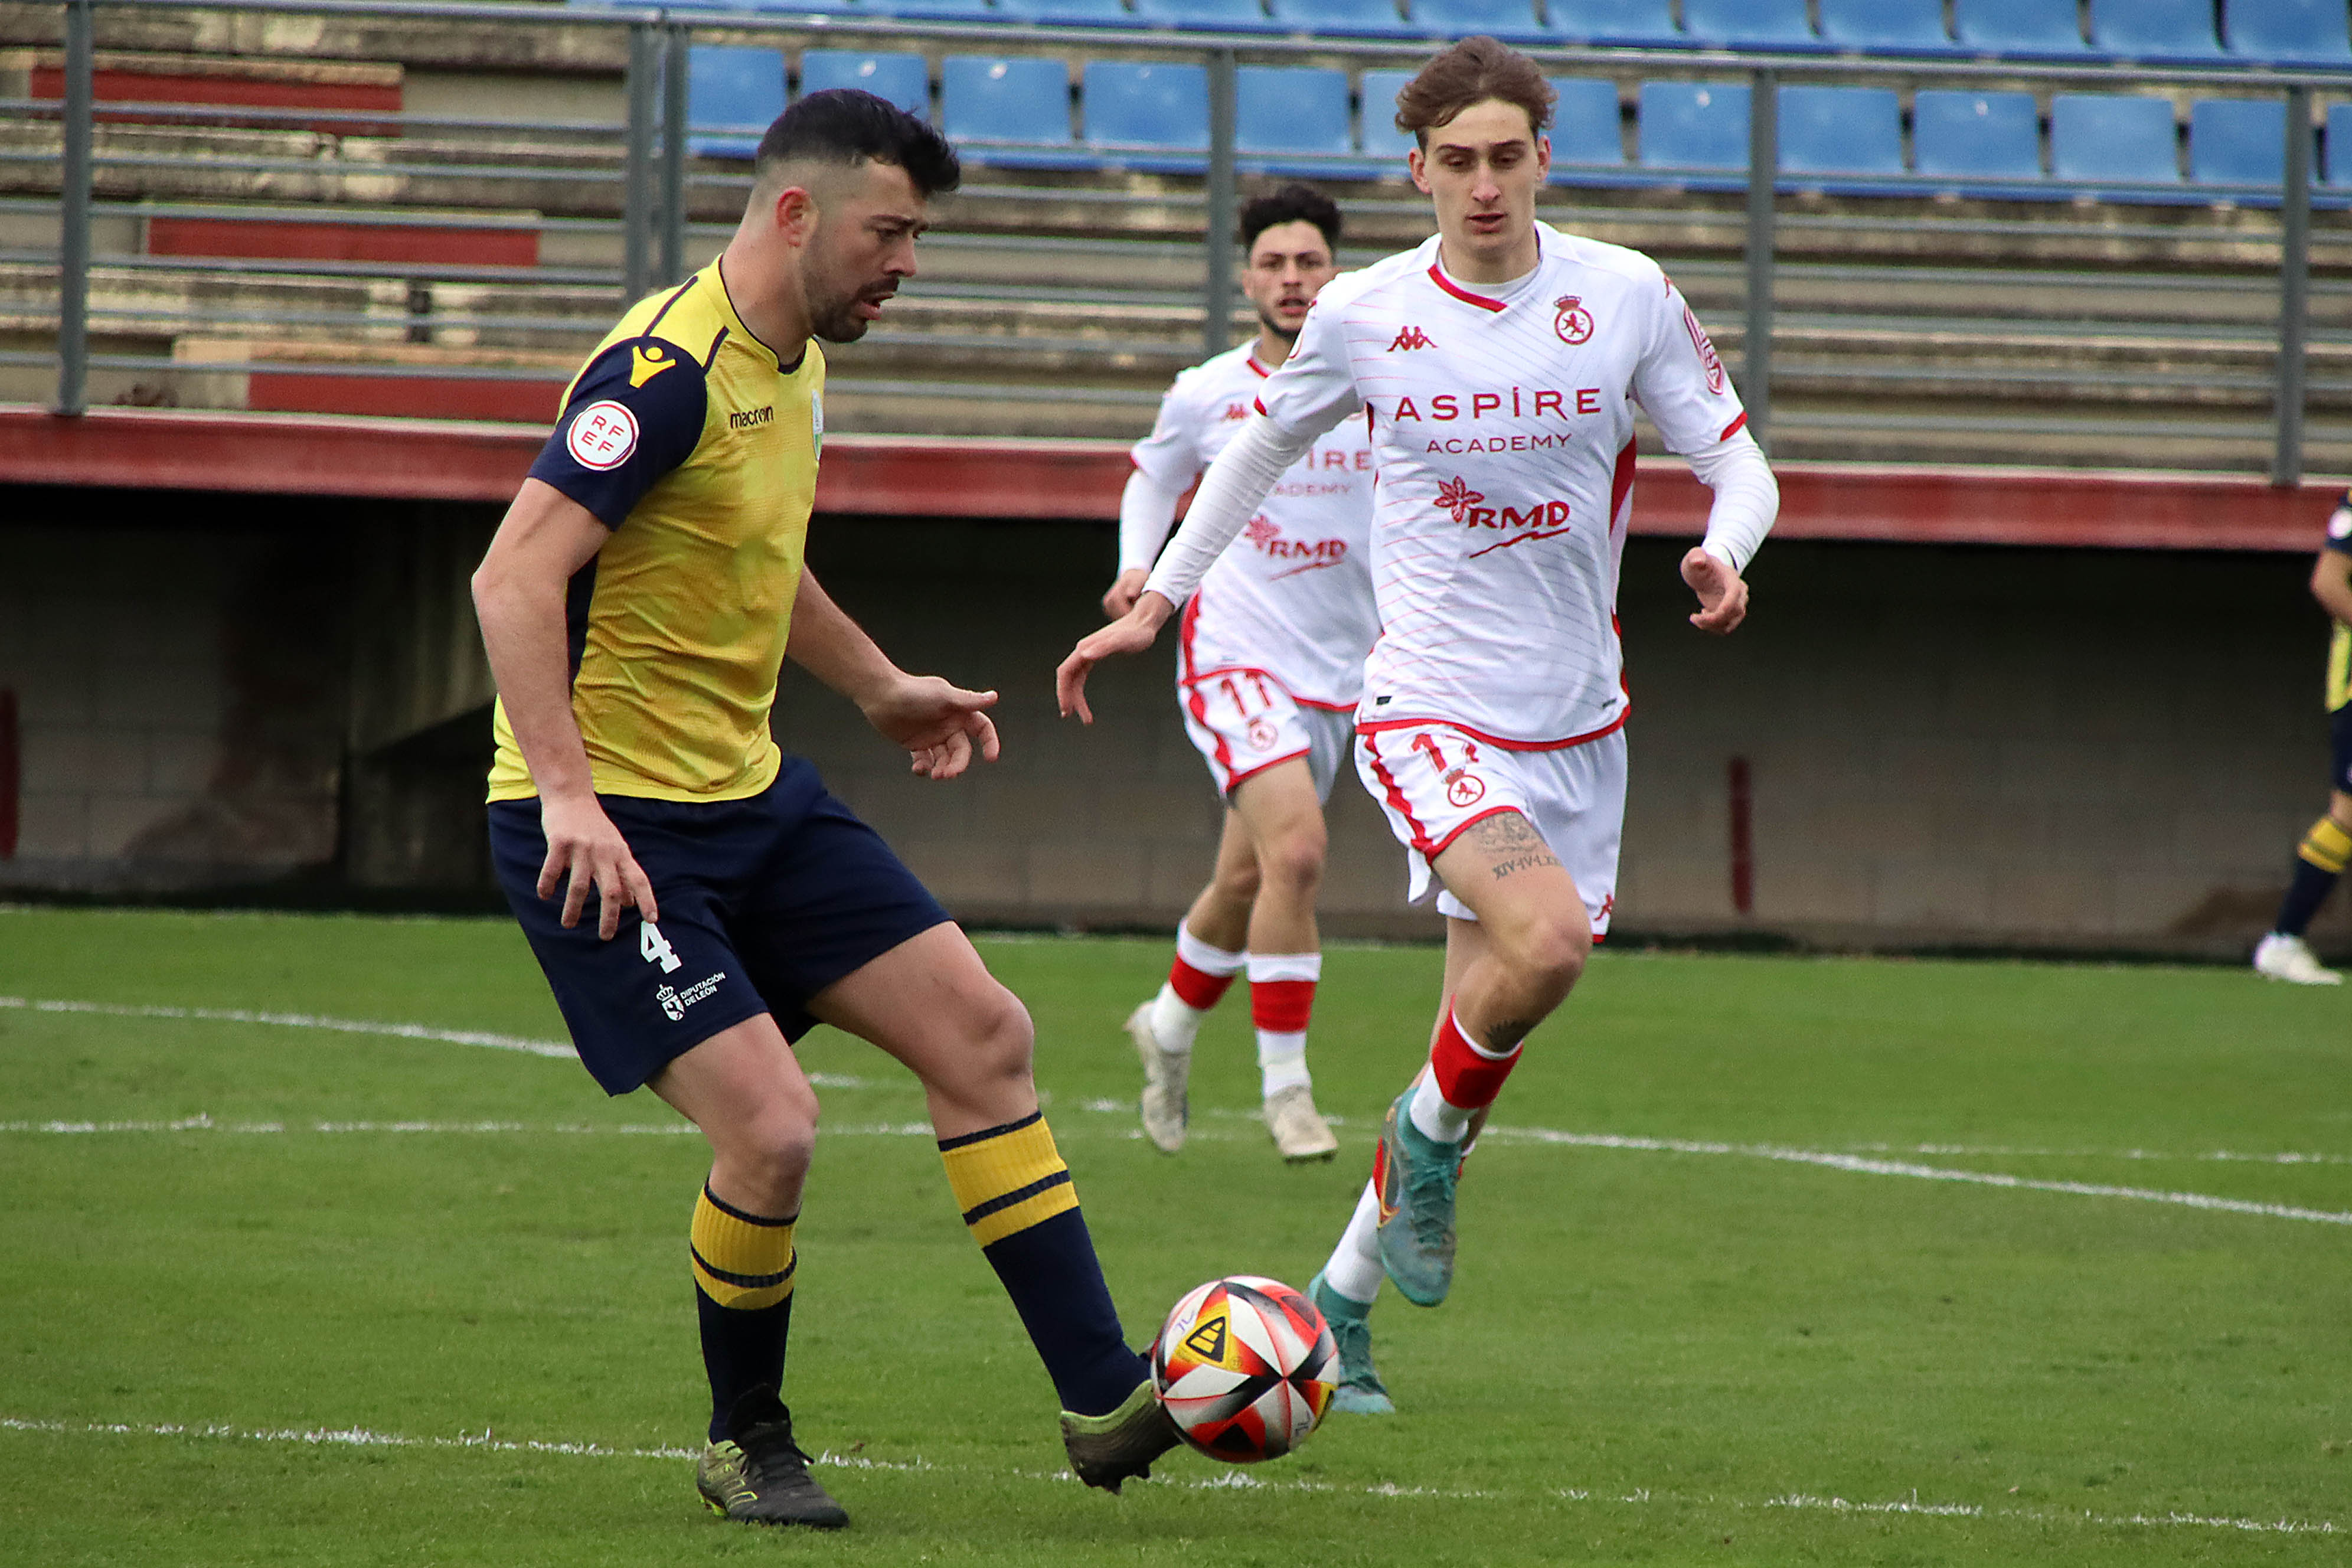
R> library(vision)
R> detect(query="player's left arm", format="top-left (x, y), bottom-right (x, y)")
top-left (1634, 276), bottom-right (1780, 635)
top-left (785, 567), bottom-right (1001, 780)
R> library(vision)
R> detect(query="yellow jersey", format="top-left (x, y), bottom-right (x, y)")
top-left (2328, 492), bottom-right (2352, 714)
top-left (488, 260), bottom-right (824, 802)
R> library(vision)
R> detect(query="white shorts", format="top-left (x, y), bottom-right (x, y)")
top-left (1355, 720), bottom-right (1626, 935)
top-left (1180, 668), bottom-right (1355, 802)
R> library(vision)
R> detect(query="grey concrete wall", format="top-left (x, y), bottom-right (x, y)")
top-left (0, 499), bottom-right (2334, 957)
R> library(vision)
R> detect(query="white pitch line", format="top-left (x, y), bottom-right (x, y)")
top-left (0, 994), bottom-right (579, 1060)
top-left (1, 1415), bottom-right (2334, 1537)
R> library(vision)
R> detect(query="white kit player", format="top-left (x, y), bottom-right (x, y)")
top-left (1107, 184), bottom-right (1379, 1164)
top-left (1057, 38), bottom-right (1778, 1413)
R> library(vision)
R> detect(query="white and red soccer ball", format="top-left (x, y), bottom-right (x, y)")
top-left (1150, 1275), bottom-right (1337, 1462)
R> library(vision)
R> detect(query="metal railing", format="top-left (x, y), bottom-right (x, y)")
top-left (22, 0), bottom-right (2352, 479)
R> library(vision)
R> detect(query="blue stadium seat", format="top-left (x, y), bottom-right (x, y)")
top-left (2225, 0), bottom-right (2352, 62)
top-left (1408, 0), bottom-right (1547, 42)
top-left (1638, 80), bottom-right (1751, 172)
top-left (1084, 61), bottom-right (1211, 150)
top-left (2049, 94), bottom-right (2180, 184)
top-left (1236, 66), bottom-right (1353, 155)
top-left (2329, 103), bottom-right (2352, 185)
top-left (1681, 0), bottom-right (1815, 48)
top-left (1815, 0), bottom-right (1949, 51)
top-left (1776, 85), bottom-right (1902, 177)
top-left (1912, 90), bottom-right (2043, 181)
top-left (855, 0), bottom-right (994, 18)
top-left (798, 51), bottom-right (928, 118)
top-left (1132, 0), bottom-right (1272, 27)
top-left (2089, 0), bottom-right (2225, 59)
top-left (2188, 97), bottom-right (2294, 188)
top-left (1267, 0), bottom-right (1416, 34)
top-left (1544, 0), bottom-right (1683, 46)
top-left (1951, 0), bottom-right (2088, 54)
top-left (940, 56), bottom-right (1072, 147)
top-left (1359, 68), bottom-right (1417, 158)
top-left (994, 0), bottom-right (1132, 21)
top-left (688, 45), bottom-right (784, 160)
top-left (1550, 77), bottom-right (1625, 166)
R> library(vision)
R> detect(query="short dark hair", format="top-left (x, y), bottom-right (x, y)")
top-left (754, 89), bottom-right (961, 198)
top-left (1394, 36), bottom-right (1555, 149)
top-left (1239, 182), bottom-right (1342, 251)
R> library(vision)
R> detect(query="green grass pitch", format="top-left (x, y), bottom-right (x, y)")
top-left (2, 905), bottom-right (2347, 1565)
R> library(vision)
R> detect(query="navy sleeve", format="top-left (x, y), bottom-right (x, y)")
top-left (527, 337), bottom-right (710, 528)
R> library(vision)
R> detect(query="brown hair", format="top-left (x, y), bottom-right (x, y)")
top-left (1393, 36), bottom-right (1556, 149)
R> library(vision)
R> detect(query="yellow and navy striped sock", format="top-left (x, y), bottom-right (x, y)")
top-left (690, 1184), bottom-right (797, 1442)
top-left (2278, 816), bottom-right (2352, 936)
top-left (940, 1111), bottom-right (1146, 1417)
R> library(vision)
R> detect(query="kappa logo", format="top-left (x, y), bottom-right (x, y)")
top-left (628, 342), bottom-right (675, 388)
top-left (1387, 325), bottom-right (1436, 352)
top-left (1553, 295), bottom-right (1595, 345)
top-left (1220, 401), bottom-right (1250, 422)
top-left (1182, 1311), bottom-right (1230, 1363)
top-left (565, 400), bottom-right (639, 471)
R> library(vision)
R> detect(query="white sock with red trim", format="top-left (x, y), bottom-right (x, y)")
top-left (1407, 1005), bottom-right (1523, 1145)
top-left (1247, 951), bottom-right (1319, 1096)
top-left (1147, 928), bottom-right (1245, 1053)
top-left (1319, 1180), bottom-right (1384, 1304)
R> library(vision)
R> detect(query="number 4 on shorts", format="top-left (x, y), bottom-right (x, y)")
top-left (640, 920), bottom-right (684, 974)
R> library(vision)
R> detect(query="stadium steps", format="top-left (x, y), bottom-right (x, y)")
top-left (0, 0), bottom-right (628, 75)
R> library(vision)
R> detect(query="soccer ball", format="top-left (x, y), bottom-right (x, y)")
top-left (1150, 1275), bottom-right (1337, 1462)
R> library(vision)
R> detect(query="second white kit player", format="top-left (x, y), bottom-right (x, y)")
top-left (1108, 184), bottom-right (1379, 1164)
top-left (1059, 38), bottom-right (1779, 1412)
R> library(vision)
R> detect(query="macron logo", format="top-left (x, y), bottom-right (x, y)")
top-left (1387, 326), bottom-right (1436, 352)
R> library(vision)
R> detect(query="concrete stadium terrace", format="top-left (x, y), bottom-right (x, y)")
top-left (0, 403), bottom-right (2338, 551)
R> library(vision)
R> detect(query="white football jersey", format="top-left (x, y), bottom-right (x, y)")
top-left (1130, 342), bottom-right (1378, 710)
top-left (1254, 223), bottom-right (1752, 747)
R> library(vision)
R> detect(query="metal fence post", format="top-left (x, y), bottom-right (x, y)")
top-left (2273, 84), bottom-right (2312, 489)
top-left (1203, 48), bottom-right (1237, 361)
top-left (55, 0), bottom-right (95, 417)
top-left (661, 22), bottom-right (689, 287)
top-left (623, 22), bottom-right (658, 303)
top-left (1743, 68), bottom-right (1776, 453)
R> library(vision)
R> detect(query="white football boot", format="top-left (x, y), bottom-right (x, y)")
top-left (2253, 932), bottom-right (2343, 985)
top-left (1263, 1083), bottom-right (1338, 1162)
top-left (1126, 1002), bottom-right (1190, 1152)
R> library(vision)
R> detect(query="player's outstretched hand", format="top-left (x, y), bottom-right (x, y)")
top-left (1057, 593), bottom-right (1174, 725)
top-left (537, 791), bottom-right (658, 940)
top-left (863, 675), bottom-right (1002, 781)
top-left (1100, 568), bottom-right (1151, 619)
top-left (1681, 547), bottom-right (1749, 635)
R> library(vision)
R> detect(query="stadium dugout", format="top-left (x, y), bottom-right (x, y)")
top-left (1, 0), bottom-right (2348, 962)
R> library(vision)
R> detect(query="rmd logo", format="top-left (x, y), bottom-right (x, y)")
top-left (1434, 476), bottom-right (1573, 558)
top-left (1243, 515), bottom-right (1351, 579)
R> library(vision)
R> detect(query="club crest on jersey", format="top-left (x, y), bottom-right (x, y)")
top-left (1247, 717), bottom-right (1280, 751)
top-left (1446, 772), bottom-right (1487, 808)
top-left (1683, 303), bottom-right (1726, 394)
top-left (1553, 296), bottom-right (1595, 345)
top-left (566, 400), bottom-right (639, 470)
top-left (1387, 325), bottom-right (1436, 352)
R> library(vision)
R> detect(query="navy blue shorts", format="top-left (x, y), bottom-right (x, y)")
top-left (2333, 706), bottom-right (2352, 796)
top-left (488, 757), bottom-right (953, 1096)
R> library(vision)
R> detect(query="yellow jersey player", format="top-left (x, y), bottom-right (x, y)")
top-left (472, 92), bottom-right (1175, 1530)
top-left (2254, 489), bottom-right (2352, 984)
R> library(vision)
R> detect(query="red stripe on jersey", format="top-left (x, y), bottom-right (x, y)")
top-left (1251, 977), bottom-right (1317, 1033)
top-left (1244, 355), bottom-right (1270, 379)
top-left (1609, 437), bottom-right (1638, 528)
top-left (1178, 593), bottom-right (1237, 782)
top-left (1719, 411), bottom-right (1749, 442)
top-left (1355, 711), bottom-right (1630, 753)
top-left (1252, 396), bottom-right (1267, 416)
top-left (1426, 264), bottom-right (1508, 312)
top-left (1360, 731), bottom-right (1435, 855)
